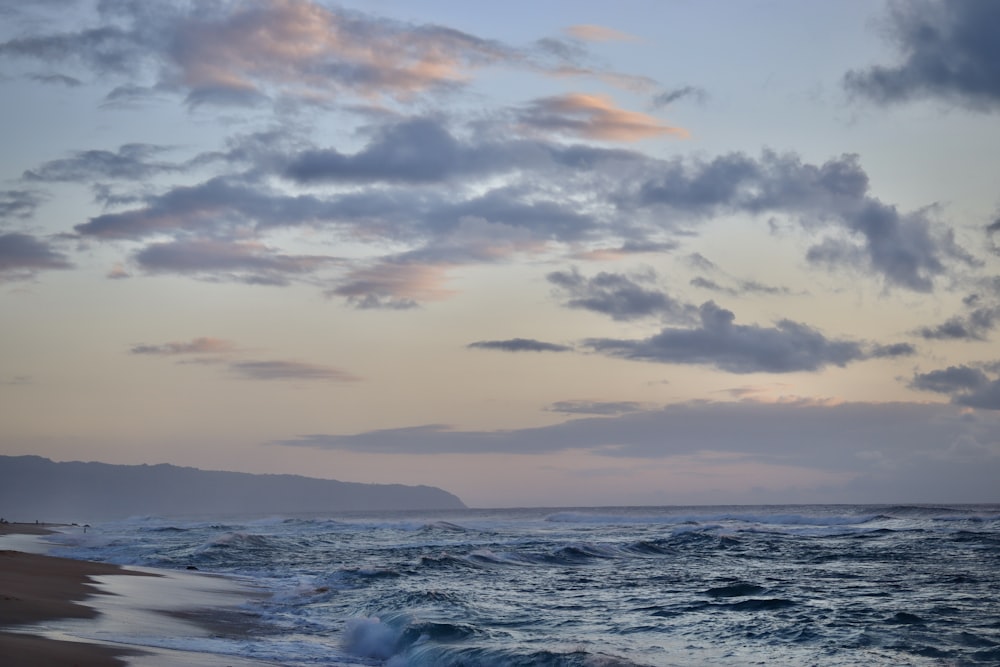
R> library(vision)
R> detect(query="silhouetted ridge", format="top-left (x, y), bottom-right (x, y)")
top-left (0, 455), bottom-right (465, 520)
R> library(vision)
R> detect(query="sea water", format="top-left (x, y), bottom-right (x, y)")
top-left (43, 505), bottom-right (1000, 666)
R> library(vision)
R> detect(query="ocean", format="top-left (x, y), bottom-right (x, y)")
top-left (42, 504), bottom-right (1000, 666)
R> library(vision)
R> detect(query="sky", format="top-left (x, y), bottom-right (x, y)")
top-left (1, 0), bottom-right (999, 508)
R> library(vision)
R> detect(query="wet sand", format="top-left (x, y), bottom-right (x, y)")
top-left (0, 523), bottom-right (275, 666)
top-left (0, 524), bottom-right (145, 665)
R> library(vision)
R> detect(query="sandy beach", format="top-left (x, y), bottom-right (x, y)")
top-left (0, 523), bottom-right (145, 665)
top-left (0, 523), bottom-right (275, 667)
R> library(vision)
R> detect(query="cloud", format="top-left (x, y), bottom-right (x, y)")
top-left (573, 240), bottom-right (678, 261)
top-left (130, 337), bottom-right (358, 382)
top-left (28, 72), bottom-right (81, 86)
top-left (911, 364), bottom-right (1000, 409)
top-left (107, 263), bottom-right (130, 280)
top-left (74, 177), bottom-right (330, 240)
top-left (0, 0), bottom-right (516, 107)
top-left (134, 239), bottom-right (334, 286)
top-left (547, 400), bottom-right (644, 415)
top-left (274, 400), bottom-right (1000, 466)
top-left (844, 0), bottom-right (1000, 111)
top-left (228, 360), bottom-right (359, 382)
top-left (64, 116), bottom-right (965, 301)
top-left (584, 301), bottom-right (913, 374)
top-left (547, 267), bottom-right (695, 322)
top-left (917, 308), bottom-right (998, 341)
top-left (130, 337), bottom-right (236, 356)
top-left (518, 93), bottom-right (688, 141)
top-left (0, 232), bottom-right (73, 281)
top-left (651, 85), bottom-right (708, 108)
top-left (277, 399), bottom-right (1000, 502)
top-left (632, 151), bottom-right (965, 291)
top-left (284, 116), bottom-right (643, 186)
top-left (331, 261), bottom-right (453, 309)
top-left (0, 189), bottom-right (44, 220)
top-left (23, 143), bottom-right (183, 182)
top-left (870, 342), bottom-right (917, 358)
top-left (285, 117), bottom-right (464, 184)
top-left (467, 338), bottom-right (572, 353)
top-left (690, 276), bottom-right (793, 297)
top-left (918, 283), bottom-right (1000, 341)
top-left (565, 25), bottom-right (639, 42)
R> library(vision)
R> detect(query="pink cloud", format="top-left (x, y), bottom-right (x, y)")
top-left (167, 0), bottom-right (512, 103)
top-left (519, 93), bottom-right (688, 141)
top-left (565, 24), bottom-right (639, 42)
top-left (332, 262), bottom-right (457, 308)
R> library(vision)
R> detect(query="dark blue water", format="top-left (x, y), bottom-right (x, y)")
top-left (47, 505), bottom-right (1000, 665)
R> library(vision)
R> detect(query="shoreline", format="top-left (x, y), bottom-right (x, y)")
top-left (0, 523), bottom-right (276, 666)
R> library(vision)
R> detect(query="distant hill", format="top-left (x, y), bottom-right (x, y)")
top-left (0, 455), bottom-right (466, 521)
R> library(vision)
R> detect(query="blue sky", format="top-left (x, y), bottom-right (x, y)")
top-left (1, 0), bottom-right (999, 507)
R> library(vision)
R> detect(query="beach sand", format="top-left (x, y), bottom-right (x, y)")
top-left (0, 523), bottom-right (276, 666)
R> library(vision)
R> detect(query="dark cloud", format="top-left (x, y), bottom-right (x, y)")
top-left (911, 364), bottom-right (1000, 410)
top-left (130, 337), bottom-right (235, 356)
top-left (690, 276), bottom-right (793, 297)
top-left (0, 232), bottom-right (73, 280)
top-left (919, 283), bottom-right (1000, 341)
top-left (275, 400), bottom-right (1000, 502)
top-left (632, 151), bottom-right (964, 291)
top-left (286, 118), bottom-right (462, 184)
top-left (917, 308), bottom-right (998, 341)
top-left (651, 85), bottom-right (707, 108)
top-left (844, 0), bottom-right (1000, 111)
top-left (686, 253), bottom-right (718, 271)
top-left (0, 189), bottom-right (44, 220)
top-left (0, 23), bottom-right (140, 76)
top-left (274, 400), bottom-right (999, 467)
top-left (584, 301), bottom-right (911, 374)
top-left (56, 113), bottom-right (965, 300)
top-left (100, 83), bottom-right (164, 108)
top-left (23, 143), bottom-right (182, 182)
top-left (74, 177), bottom-right (331, 240)
top-left (228, 360), bottom-right (359, 382)
top-left (548, 267), bottom-right (695, 322)
top-left (440, 187), bottom-right (596, 241)
top-left (912, 365), bottom-right (988, 393)
top-left (547, 400), bottom-right (644, 416)
top-left (467, 338), bottom-right (572, 353)
top-left (870, 342), bottom-right (917, 358)
top-left (29, 72), bottom-right (82, 86)
top-left (284, 116), bottom-right (643, 187)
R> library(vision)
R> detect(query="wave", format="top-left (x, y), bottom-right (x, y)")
top-left (342, 615), bottom-right (651, 667)
top-left (705, 582), bottom-right (766, 598)
top-left (196, 531), bottom-right (273, 551)
top-left (726, 598), bottom-right (797, 611)
top-left (546, 509), bottom-right (881, 528)
top-left (420, 520), bottom-right (470, 532)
